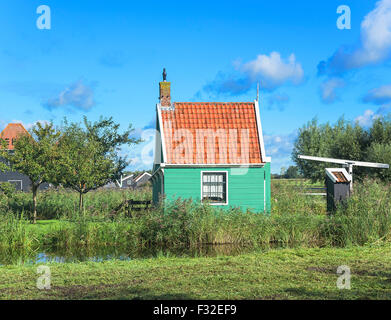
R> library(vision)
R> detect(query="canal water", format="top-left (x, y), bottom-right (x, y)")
top-left (0, 244), bottom-right (263, 266)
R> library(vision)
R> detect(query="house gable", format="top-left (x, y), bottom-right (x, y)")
top-left (0, 123), bottom-right (30, 150)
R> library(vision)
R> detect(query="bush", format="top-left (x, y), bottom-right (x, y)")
top-left (0, 182), bottom-right (15, 211)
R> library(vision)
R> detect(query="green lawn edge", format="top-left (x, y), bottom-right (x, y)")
top-left (1, 244), bottom-right (390, 300)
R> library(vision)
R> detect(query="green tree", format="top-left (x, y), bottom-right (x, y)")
top-left (369, 115), bottom-right (391, 145)
top-left (292, 115), bottom-right (390, 182)
top-left (292, 118), bottom-right (334, 182)
top-left (284, 166), bottom-right (300, 179)
top-left (58, 116), bottom-right (141, 211)
top-left (0, 122), bottom-right (61, 223)
top-left (0, 139), bottom-right (8, 172)
top-left (367, 143), bottom-right (391, 181)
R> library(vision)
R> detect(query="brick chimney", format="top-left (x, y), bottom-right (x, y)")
top-left (159, 68), bottom-right (171, 106)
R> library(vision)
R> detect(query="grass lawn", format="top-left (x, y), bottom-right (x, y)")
top-left (0, 245), bottom-right (390, 300)
top-left (26, 219), bottom-right (65, 230)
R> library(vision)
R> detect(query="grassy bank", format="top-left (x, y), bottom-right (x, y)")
top-left (1, 244), bottom-right (390, 299)
top-left (0, 180), bottom-right (391, 258)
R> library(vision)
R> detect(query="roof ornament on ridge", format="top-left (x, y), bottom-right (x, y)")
top-left (159, 68), bottom-right (175, 111)
top-left (163, 68), bottom-right (167, 82)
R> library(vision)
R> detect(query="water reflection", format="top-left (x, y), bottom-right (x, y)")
top-left (0, 244), bottom-right (263, 266)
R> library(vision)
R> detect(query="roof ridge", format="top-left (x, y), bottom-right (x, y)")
top-left (1, 123), bottom-right (28, 135)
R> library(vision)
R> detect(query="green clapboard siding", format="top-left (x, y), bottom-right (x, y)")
top-left (152, 173), bottom-right (162, 204)
top-left (161, 164), bottom-right (271, 213)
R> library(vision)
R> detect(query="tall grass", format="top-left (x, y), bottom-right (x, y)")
top-left (323, 180), bottom-right (391, 246)
top-left (0, 212), bottom-right (35, 248)
top-left (5, 186), bottom-right (151, 220)
top-left (0, 180), bottom-right (390, 257)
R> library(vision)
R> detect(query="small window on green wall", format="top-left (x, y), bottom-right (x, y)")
top-left (201, 172), bottom-right (227, 205)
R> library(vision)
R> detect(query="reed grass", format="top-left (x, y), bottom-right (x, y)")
top-left (0, 180), bottom-right (390, 259)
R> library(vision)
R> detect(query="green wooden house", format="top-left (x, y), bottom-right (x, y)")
top-left (151, 74), bottom-right (271, 213)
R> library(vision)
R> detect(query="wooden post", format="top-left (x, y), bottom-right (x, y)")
top-left (348, 164), bottom-right (353, 194)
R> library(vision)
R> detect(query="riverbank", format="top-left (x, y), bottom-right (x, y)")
top-left (1, 244), bottom-right (390, 299)
top-left (2, 180), bottom-right (391, 253)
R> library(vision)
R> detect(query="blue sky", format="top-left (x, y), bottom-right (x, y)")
top-left (0, 0), bottom-right (390, 173)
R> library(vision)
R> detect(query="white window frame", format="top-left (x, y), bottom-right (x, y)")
top-left (200, 171), bottom-right (228, 206)
top-left (8, 180), bottom-right (23, 191)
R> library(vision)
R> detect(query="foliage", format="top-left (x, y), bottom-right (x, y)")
top-left (284, 166), bottom-right (301, 179)
top-left (271, 166), bottom-right (302, 179)
top-left (57, 116), bottom-right (141, 211)
top-left (366, 143), bottom-right (391, 181)
top-left (0, 182), bottom-right (15, 211)
top-left (0, 122), bottom-right (61, 223)
top-left (292, 116), bottom-right (391, 182)
top-left (0, 182), bottom-right (15, 198)
top-left (369, 115), bottom-right (391, 144)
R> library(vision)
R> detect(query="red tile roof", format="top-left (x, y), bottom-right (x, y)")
top-left (160, 102), bottom-right (263, 164)
top-left (332, 171), bottom-right (349, 183)
top-left (0, 123), bottom-right (30, 150)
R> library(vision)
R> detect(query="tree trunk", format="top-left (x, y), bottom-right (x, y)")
top-left (32, 185), bottom-right (38, 224)
top-left (79, 191), bottom-right (84, 213)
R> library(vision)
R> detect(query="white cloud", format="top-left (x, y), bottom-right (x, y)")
top-left (319, 0), bottom-right (391, 75)
top-left (44, 80), bottom-right (96, 111)
top-left (355, 109), bottom-right (378, 127)
top-left (202, 52), bottom-right (304, 96)
top-left (319, 78), bottom-right (345, 103)
top-left (355, 103), bottom-right (391, 127)
top-left (270, 155), bottom-right (294, 175)
top-left (243, 52), bottom-right (304, 89)
top-left (355, 0), bottom-right (391, 66)
top-left (363, 84), bottom-right (391, 105)
top-left (264, 131), bottom-right (297, 173)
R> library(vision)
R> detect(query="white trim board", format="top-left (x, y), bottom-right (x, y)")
top-left (160, 163), bottom-right (265, 168)
top-left (325, 168), bottom-right (352, 183)
top-left (122, 175), bottom-right (134, 181)
top-left (134, 172), bottom-right (152, 182)
top-left (8, 180), bottom-right (22, 190)
top-left (115, 174), bottom-right (134, 188)
top-left (156, 104), bottom-right (167, 164)
top-left (254, 99), bottom-right (270, 163)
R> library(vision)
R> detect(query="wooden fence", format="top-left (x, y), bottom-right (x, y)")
top-left (110, 199), bottom-right (152, 217)
top-left (298, 187), bottom-right (327, 196)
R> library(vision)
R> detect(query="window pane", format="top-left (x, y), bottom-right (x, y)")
top-left (202, 172), bottom-right (227, 203)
